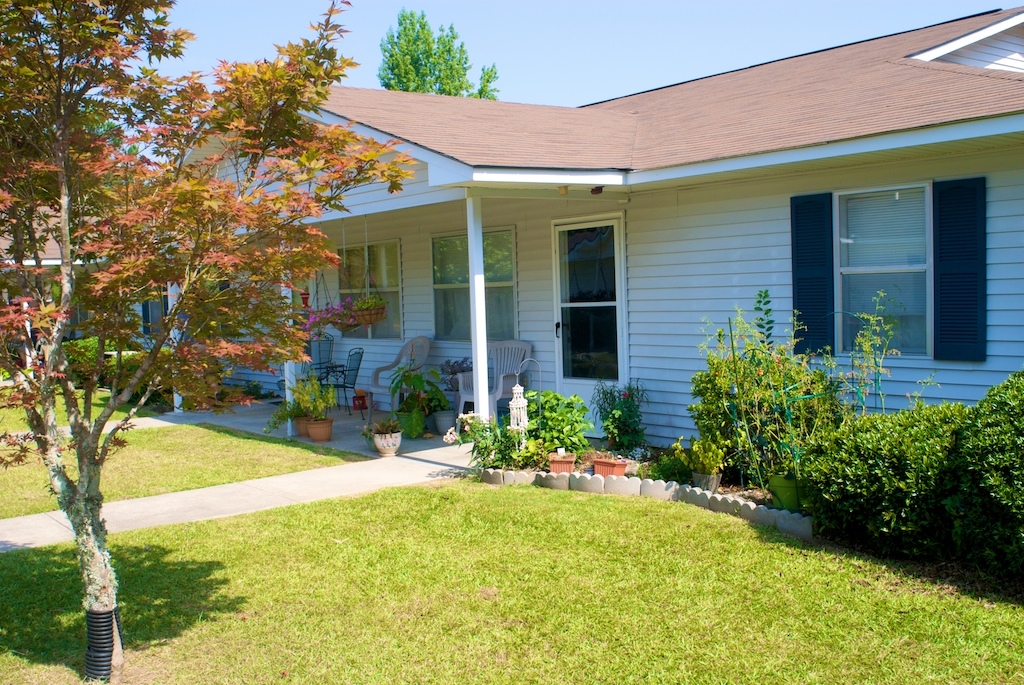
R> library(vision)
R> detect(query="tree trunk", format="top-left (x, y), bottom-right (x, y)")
top-left (67, 474), bottom-right (123, 683)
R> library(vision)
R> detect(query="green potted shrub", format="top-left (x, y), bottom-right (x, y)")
top-left (264, 399), bottom-right (309, 437)
top-left (389, 365), bottom-right (444, 439)
top-left (292, 374), bottom-right (337, 442)
top-left (426, 386), bottom-right (455, 435)
top-left (678, 436), bottom-right (725, 493)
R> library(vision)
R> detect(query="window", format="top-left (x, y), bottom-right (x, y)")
top-left (432, 229), bottom-right (515, 341)
top-left (338, 241), bottom-right (401, 339)
top-left (791, 177), bottom-right (985, 362)
top-left (141, 294), bottom-right (167, 337)
top-left (837, 186), bottom-right (928, 355)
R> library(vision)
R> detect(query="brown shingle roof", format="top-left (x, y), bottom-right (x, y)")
top-left (320, 8), bottom-right (1024, 174)
top-left (321, 88), bottom-right (637, 169)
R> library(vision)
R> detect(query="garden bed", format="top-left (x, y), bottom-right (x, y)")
top-left (480, 469), bottom-right (814, 541)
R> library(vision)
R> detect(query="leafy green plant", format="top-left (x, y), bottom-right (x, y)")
top-left (843, 291), bottom-right (901, 414)
top-left (352, 293), bottom-right (387, 311)
top-left (689, 295), bottom-right (845, 488)
top-left (591, 379), bottom-right (648, 453)
top-left (636, 450), bottom-right (692, 484)
top-left (372, 418), bottom-right (402, 435)
top-left (264, 400), bottom-right (307, 433)
top-left (445, 413), bottom-right (525, 470)
top-left (678, 436), bottom-right (725, 475)
top-left (291, 374), bottom-right (336, 421)
top-left (525, 390), bottom-right (592, 456)
top-left (390, 365), bottom-right (445, 415)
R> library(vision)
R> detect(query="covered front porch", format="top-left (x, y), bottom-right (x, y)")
top-left (263, 187), bottom-right (633, 437)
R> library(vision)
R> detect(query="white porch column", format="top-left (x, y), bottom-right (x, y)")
top-left (466, 197), bottom-right (490, 421)
top-left (282, 285), bottom-right (297, 436)
top-left (166, 282), bottom-right (183, 413)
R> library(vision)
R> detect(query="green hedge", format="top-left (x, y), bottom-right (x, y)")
top-left (802, 371), bottom-right (1024, 577)
top-left (951, 371), bottom-right (1024, 576)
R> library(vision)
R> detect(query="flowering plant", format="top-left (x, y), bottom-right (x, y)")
top-left (352, 293), bottom-right (386, 311)
top-left (303, 297), bottom-right (356, 338)
top-left (591, 379), bottom-right (649, 452)
top-left (444, 412), bottom-right (526, 470)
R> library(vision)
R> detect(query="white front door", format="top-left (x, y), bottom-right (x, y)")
top-left (553, 216), bottom-right (627, 430)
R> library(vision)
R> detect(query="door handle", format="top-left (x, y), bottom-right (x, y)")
top-left (555, 322), bottom-right (560, 338)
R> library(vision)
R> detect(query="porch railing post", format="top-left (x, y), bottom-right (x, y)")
top-left (167, 282), bottom-right (183, 414)
top-left (466, 197), bottom-right (490, 421)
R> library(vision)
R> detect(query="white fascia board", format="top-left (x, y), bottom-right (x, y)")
top-left (911, 11), bottom-right (1024, 61)
top-left (311, 108), bottom-right (473, 187)
top-left (467, 168), bottom-right (626, 187)
top-left (626, 112), bottom-right (1024, 187)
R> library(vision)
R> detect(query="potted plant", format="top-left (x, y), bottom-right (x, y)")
top-left (588, 450), bottom-right (628, 477)
top-left (389, 365), bottom-right (444, 439)
top-left (547, 449), bottom-right (576, 474)
top-left (369, 418), bottom-right (402, 457)
top-left (352, 293), bottom-right (387, 326)
top-left (679, 436), bottom-right (724, 493)
top-left (439, 357), bottom-right (471, 401)
top-left (264, 399), bottom-right (309, 437)
top-left (427, 386), bottom-right (455, 435)
top-left (292, 374), bottom-right (337, 442)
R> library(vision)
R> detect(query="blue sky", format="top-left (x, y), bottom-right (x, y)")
top-left (167, 0), bottom-right (1008, 106)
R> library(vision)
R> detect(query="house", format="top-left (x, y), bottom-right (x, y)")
top-left (251, 7), bottom-right (1024, 444)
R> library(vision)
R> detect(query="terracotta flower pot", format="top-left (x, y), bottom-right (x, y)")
top-left (374, 432), bottom-right (402, 457)
top-left (548, 456), bottom-right (576, 473)
top-left (306, 418), bottom-right (334, 443)
top-left (593, 457), bottom-right (627, 477)
top-left (294, 416), bottom-right (311, 437)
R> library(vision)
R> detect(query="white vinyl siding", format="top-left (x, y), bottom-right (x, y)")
top-left (937, 23), bottom-right (1024, 73)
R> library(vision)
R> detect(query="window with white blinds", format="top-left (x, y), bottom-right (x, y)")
top-left (837, 187), bottom-right (928, 354)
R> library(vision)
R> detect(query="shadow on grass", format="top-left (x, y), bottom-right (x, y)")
top-left (750, 523), bottom-right (1024, 606)
top-left (194, 422), bottom-right (366, 460)
top-left (0, 543), bottom-right (243, 673)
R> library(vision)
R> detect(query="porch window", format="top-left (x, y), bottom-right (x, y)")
top-left (432, 229), bottom-right (514, 341)
top-left (338, 241), bottom-right (401, 339)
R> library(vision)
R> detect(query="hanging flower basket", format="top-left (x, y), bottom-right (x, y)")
top-left (353, 306), bottom-right (386, 326)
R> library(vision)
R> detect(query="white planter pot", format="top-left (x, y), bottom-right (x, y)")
top-left (373, 432), bottom-right (402, 457)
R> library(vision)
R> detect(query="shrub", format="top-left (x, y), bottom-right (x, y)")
top-left (524, 390), bottom-right (591, 456)
top-left (637, 450), bottom-right (691, 484)
top-left (679, 436), bottom-right (725, 475)
top-left (951, 370), bottom-right (1024, 576)
top-left (591, 379), bottom-right (648, 453)
top-left (801, 402), bottom-right (972, 560)
top-left (63, 337), bottom-right (101, 389)
top-left (689, 292), bottom-right (845, 487)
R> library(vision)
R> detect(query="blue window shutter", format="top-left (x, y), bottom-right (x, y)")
top-left (933, 177), bottom-right (986, 361)
top-left (791, 193), bottom-right (834, 354)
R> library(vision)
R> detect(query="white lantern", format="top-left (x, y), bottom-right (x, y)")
top-left (509, 383), bottom-right (528, 431)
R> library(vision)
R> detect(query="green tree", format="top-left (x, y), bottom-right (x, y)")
top-left (0, 1), bottom-right (409, 681)
top-left (378, 9), bottom-right (498, 99)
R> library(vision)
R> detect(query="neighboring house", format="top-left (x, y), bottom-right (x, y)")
top-left (248, 8), bottom-right (1024, 444)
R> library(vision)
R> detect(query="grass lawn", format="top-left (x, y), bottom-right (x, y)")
top-left (0, 390), bottom-right (158, 435)
top-left (1, 483), bottom-right (1021, 684)
top-left (0, 424), bottom-right (365, 519)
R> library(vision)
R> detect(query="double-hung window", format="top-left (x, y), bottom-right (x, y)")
top-left (791, 177), bottom-right (986, 362)
top-left (837, 186), bottom-right (929, 355)
top-left (432, 229), bottom-right (515, 341)
top-left (338, 241), bottom-right (401, 339)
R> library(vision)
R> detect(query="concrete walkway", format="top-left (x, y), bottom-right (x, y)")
top-left (0, 404), bottom-right (472, 552)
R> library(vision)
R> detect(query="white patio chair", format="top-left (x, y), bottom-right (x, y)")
top-left (455, 340), bottom-right (532, 419)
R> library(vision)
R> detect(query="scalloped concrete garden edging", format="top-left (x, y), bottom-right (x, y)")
top-left (480, 468), bottom-right (815, 542)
